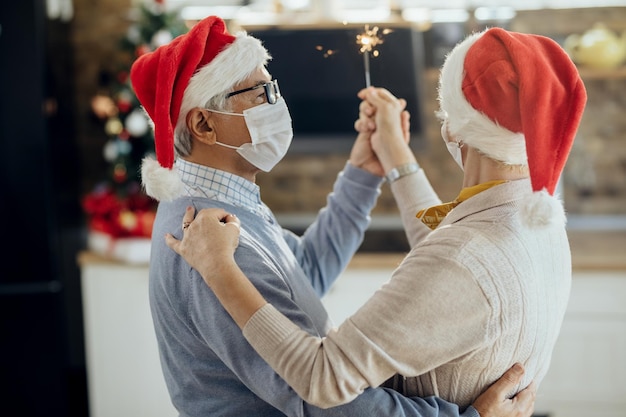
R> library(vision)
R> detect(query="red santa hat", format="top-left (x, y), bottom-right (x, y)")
top-left (438, 27), bottom-right (587, 226)
top-left (130, 16), bottom-right (270, 201)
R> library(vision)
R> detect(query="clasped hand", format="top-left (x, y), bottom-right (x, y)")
top-left (350, 87), bottom-right (412, 176)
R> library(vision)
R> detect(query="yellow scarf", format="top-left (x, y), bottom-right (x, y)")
top-left (416, 180), bottom-right (506, 230)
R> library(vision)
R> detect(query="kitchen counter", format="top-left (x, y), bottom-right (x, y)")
top-left (567, 230), bottom-right (626, 270)
top-left (348, 230), bottom-right (626, 271)
top-left (78, 230), bottom-right (626, 271)
top-left (275, 212), bottom-right (626, 271)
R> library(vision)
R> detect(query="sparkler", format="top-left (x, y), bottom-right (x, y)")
top-left (356, 25), bottom-right (391, 88)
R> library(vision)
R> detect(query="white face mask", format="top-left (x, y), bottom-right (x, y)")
top-left (441, 122), bottom-right (464, 171)
top-left (211, 97), bottom-right (293, 172)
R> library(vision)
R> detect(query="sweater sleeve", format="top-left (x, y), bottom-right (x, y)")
top-left (242, 250), bottom-right (492, 408)
top-left (389, 168), bottom-right (441, 248)
top-left (283, 162), bottom-right (384, 297)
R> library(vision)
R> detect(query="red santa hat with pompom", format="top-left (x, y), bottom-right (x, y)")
top-left (130, 16), bottom-right (270, 201)
top-left (438, 27), bottom-right (587, 227)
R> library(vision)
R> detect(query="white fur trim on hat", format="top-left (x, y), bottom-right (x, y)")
top-left (177, 32), bottom-right (271, 128)
top-left (438, 30), bottom-right (527, 166)
top-left (141, 156), bottom-right (185, 202)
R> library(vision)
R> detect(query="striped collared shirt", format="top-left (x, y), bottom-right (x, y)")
top-left (176, 159), bottom-right (274, 223)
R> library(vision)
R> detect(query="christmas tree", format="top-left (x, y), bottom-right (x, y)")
top-left (84, 0), bottom-right (187, 241)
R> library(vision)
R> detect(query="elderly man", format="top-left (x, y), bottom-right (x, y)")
top-left (130, 16), bottom-right (535, 417)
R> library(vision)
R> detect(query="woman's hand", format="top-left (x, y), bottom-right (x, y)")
top-left (166, 206), bottom-right (266, 328)
top-left (165, 206), bottom-right (241, 286)
top-left (350, 87), bottom-right (411, 177)
top-left (356, 87), bottom-right (415, 174)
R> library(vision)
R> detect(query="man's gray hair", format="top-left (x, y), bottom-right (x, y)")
top-left (173, 93), bottom-right (233, 157)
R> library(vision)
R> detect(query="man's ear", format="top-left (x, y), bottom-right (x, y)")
top-left (186, 108), bottom-right (216, 145)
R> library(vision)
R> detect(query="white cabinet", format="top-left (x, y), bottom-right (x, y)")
top-left (79, 253), bottom-right (177, 417)
top-left (80, 251), bottom-right (626, 417)
top-left (533, 273), bottom-right (626, 417)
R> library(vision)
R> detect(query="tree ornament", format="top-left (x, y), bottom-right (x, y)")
top-left (91, 95), bottom-right (118, 119)
top-left (103, 139), bottom-right (119, 162)
top-left (127, 25), bottom-right (141, 44)
top-left (116, 90), bottom-right (133, 113)
top-left (117, 139), bottom-right (132, 156)
top-left (125, 108), bottom-right (150, 137)
top-left (113, 163), bottom-right (128, 183)
top-left (135, 44), bottom-right (151, 57)
top-left (152, 29), bottom-right (173, 48)
top-left (105, 117), bottom-right (124, 136)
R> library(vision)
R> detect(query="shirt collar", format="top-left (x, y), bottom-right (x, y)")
top-left (416, 180), bottom-right (507, 230)
top-left (175, 159), bottom-right (262, 212)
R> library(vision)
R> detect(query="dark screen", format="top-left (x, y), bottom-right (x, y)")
top-left (248, 26), bottom-right (425, 145)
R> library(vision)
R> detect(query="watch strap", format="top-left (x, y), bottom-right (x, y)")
top-left (385, 162), bottom-right (420, 183)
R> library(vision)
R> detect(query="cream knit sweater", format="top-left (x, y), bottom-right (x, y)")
top-left (242, 170), bottom-right (571, 410)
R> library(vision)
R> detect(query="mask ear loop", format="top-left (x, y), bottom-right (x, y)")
top-left (205, 108), bottom-right (245, 151)
top-left (442, 120), bottom-right (464, 149)
top-left (207, 108), bottom-right (244, 117)
top-left (214, 142), bottom-right (240, 150)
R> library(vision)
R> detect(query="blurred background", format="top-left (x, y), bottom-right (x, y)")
top-left (1, 0), bottom-right (625, 416)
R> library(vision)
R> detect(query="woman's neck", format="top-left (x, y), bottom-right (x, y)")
top-left (462, 147), bottom-right (529, 188)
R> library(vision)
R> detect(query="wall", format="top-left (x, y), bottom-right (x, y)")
top-left (70, 4), bottom-right (626, 218)
top-left (511, 8), bottom-right (626, 216)
top-left (261, 7), bottom-right (626, 221)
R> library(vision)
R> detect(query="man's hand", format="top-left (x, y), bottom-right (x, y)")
top-left (349, 131), bottom-right (385, 177)
top-left (472, 363), bottom-right (537, 417)
top-left (349, 94), bottom-right (385, 176)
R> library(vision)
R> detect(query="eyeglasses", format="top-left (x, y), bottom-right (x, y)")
top-left (225, 79), bottom-right (281, 105)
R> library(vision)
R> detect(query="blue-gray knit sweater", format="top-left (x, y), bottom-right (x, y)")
top-left (148, 161), bottom-right (479, 417)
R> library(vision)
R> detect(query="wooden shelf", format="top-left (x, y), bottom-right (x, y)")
top-left (578, 65), bottom-right (626, 80)
top-left (424, 65), bottom-right (626, 81)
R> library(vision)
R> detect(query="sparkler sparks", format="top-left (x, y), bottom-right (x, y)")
top-left (356, 25), bottom-right (392, 87)
top-left (315, 45), bottom-right (337, 58)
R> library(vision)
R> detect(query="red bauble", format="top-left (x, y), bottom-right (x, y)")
top-left (113, 164), bottom-right (128, 183)
top-left (135, 44), bottom-right (151, 57)
top-left (117, 100), bottom-right (132, 113)
top-left (117, 70), bottom-right (129, 84)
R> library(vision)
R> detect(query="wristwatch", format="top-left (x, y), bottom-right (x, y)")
top-left (385, 162), bottom-right (420, 183)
